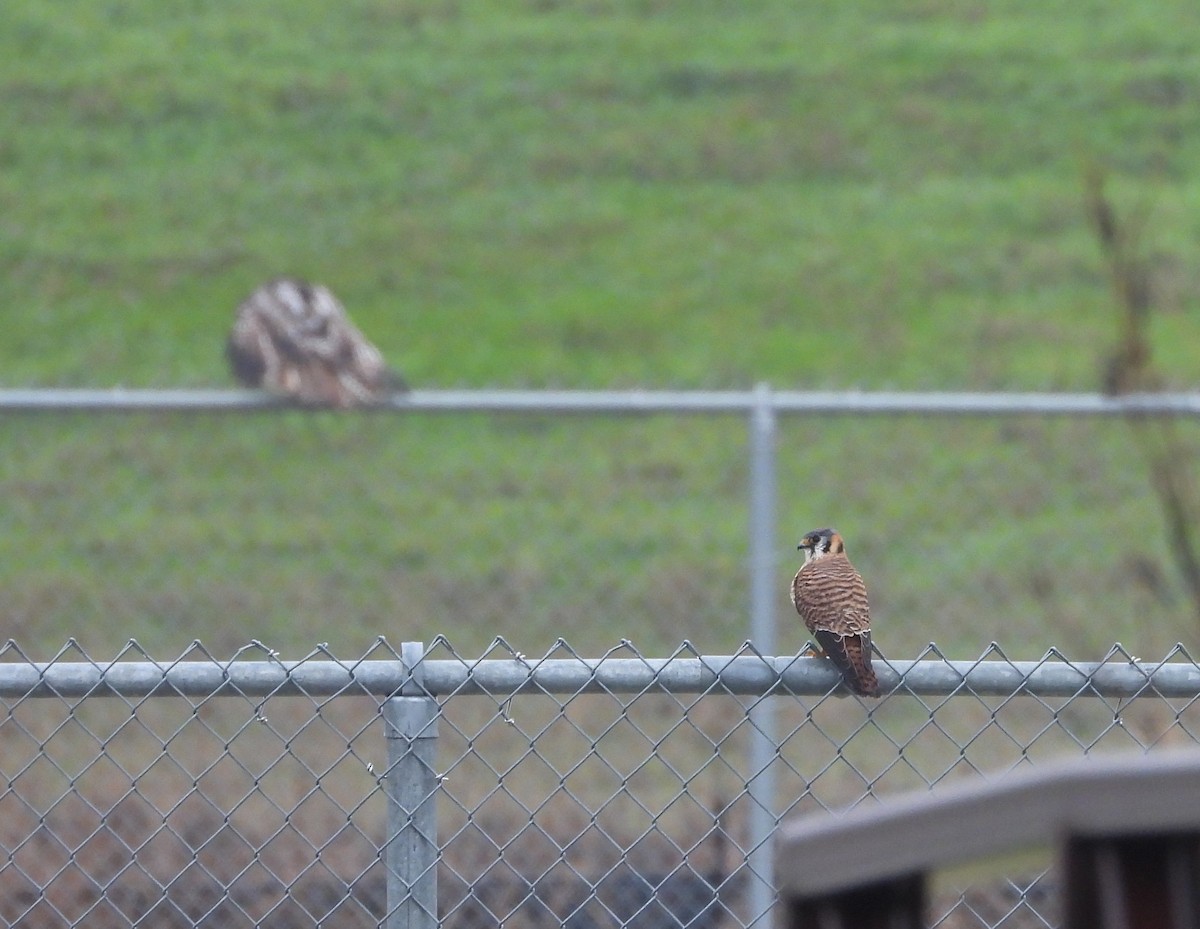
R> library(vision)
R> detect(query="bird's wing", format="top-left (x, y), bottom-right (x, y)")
top-left (226, 315), bottom-right (271, 388)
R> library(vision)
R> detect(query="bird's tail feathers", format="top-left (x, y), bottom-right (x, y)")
top-left (814, 629), bottom-right (880, 698)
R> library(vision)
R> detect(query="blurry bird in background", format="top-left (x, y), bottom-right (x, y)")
top-left (791, 528), bottom-right (881, 698)
top-left (228, 278), bottom-right (407, 408)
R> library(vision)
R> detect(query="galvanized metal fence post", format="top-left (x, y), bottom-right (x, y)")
top-left (747, 382), bottom-right (779, 929)
top-left (383, 641), bottom-right (439, 929)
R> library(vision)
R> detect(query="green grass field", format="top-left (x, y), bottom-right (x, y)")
top-left (3, 0), bottom-right (1200, 659)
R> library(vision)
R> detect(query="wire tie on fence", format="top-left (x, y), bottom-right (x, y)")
top-left (249, 639), bottom-right (282, 661)
top-left (491, 649), bottom-right (530, 724)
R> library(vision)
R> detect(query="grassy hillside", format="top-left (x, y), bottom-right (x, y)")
top-left (2, 0), bottom-right (1200, 658)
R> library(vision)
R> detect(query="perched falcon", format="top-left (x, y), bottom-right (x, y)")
top-left (791, 528), bottom-right (880, 698)
top-left (227, 277), bottom-right (406, 408)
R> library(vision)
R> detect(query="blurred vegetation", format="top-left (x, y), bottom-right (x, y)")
top-left (1087, 167), bottom-right (1200, 622)
top-left (2, 0), bottom-right (1200, 657)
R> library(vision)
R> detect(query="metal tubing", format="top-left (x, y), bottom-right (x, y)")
top-left (0, 655), bottom-right (1195, 699)
top-left (2, 388), bottom-right (1200, 416)
top-left (382, 644), bottom-right (439, 929)
top-left (747, 383), bottom-right (780, 929)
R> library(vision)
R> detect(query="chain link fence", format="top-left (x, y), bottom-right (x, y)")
top-left (2, 389), bottom-right (1199, 927)
top-left (2, 639), bottom-right (1200, 929)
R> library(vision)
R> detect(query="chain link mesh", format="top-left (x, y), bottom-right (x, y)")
top-left (2, 639), bottom-right (1200, 928)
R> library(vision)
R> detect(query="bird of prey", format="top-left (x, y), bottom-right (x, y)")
top-left (227, 277), bottom-right (406, 408)
top-left (791, 528), bottom-right (880, 698)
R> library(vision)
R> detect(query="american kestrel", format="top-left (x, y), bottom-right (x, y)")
top-left (791, 528), bottom-right (880, 698)
top-left (228, 277), bottom-right (406, 408)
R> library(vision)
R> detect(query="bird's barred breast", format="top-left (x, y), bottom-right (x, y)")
top-left (792, 555), bottom-right (871, 635)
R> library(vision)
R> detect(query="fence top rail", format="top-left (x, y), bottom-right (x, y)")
top-left (0, 654), bottom-right (1196, 699)
top-left (1, 387), bottom-right (1199, 416)
top-left (776, 748), bottom-right (1200, 898)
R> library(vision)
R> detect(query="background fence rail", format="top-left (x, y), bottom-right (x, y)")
top-left (3, 387), bottom-right (1200, 415)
